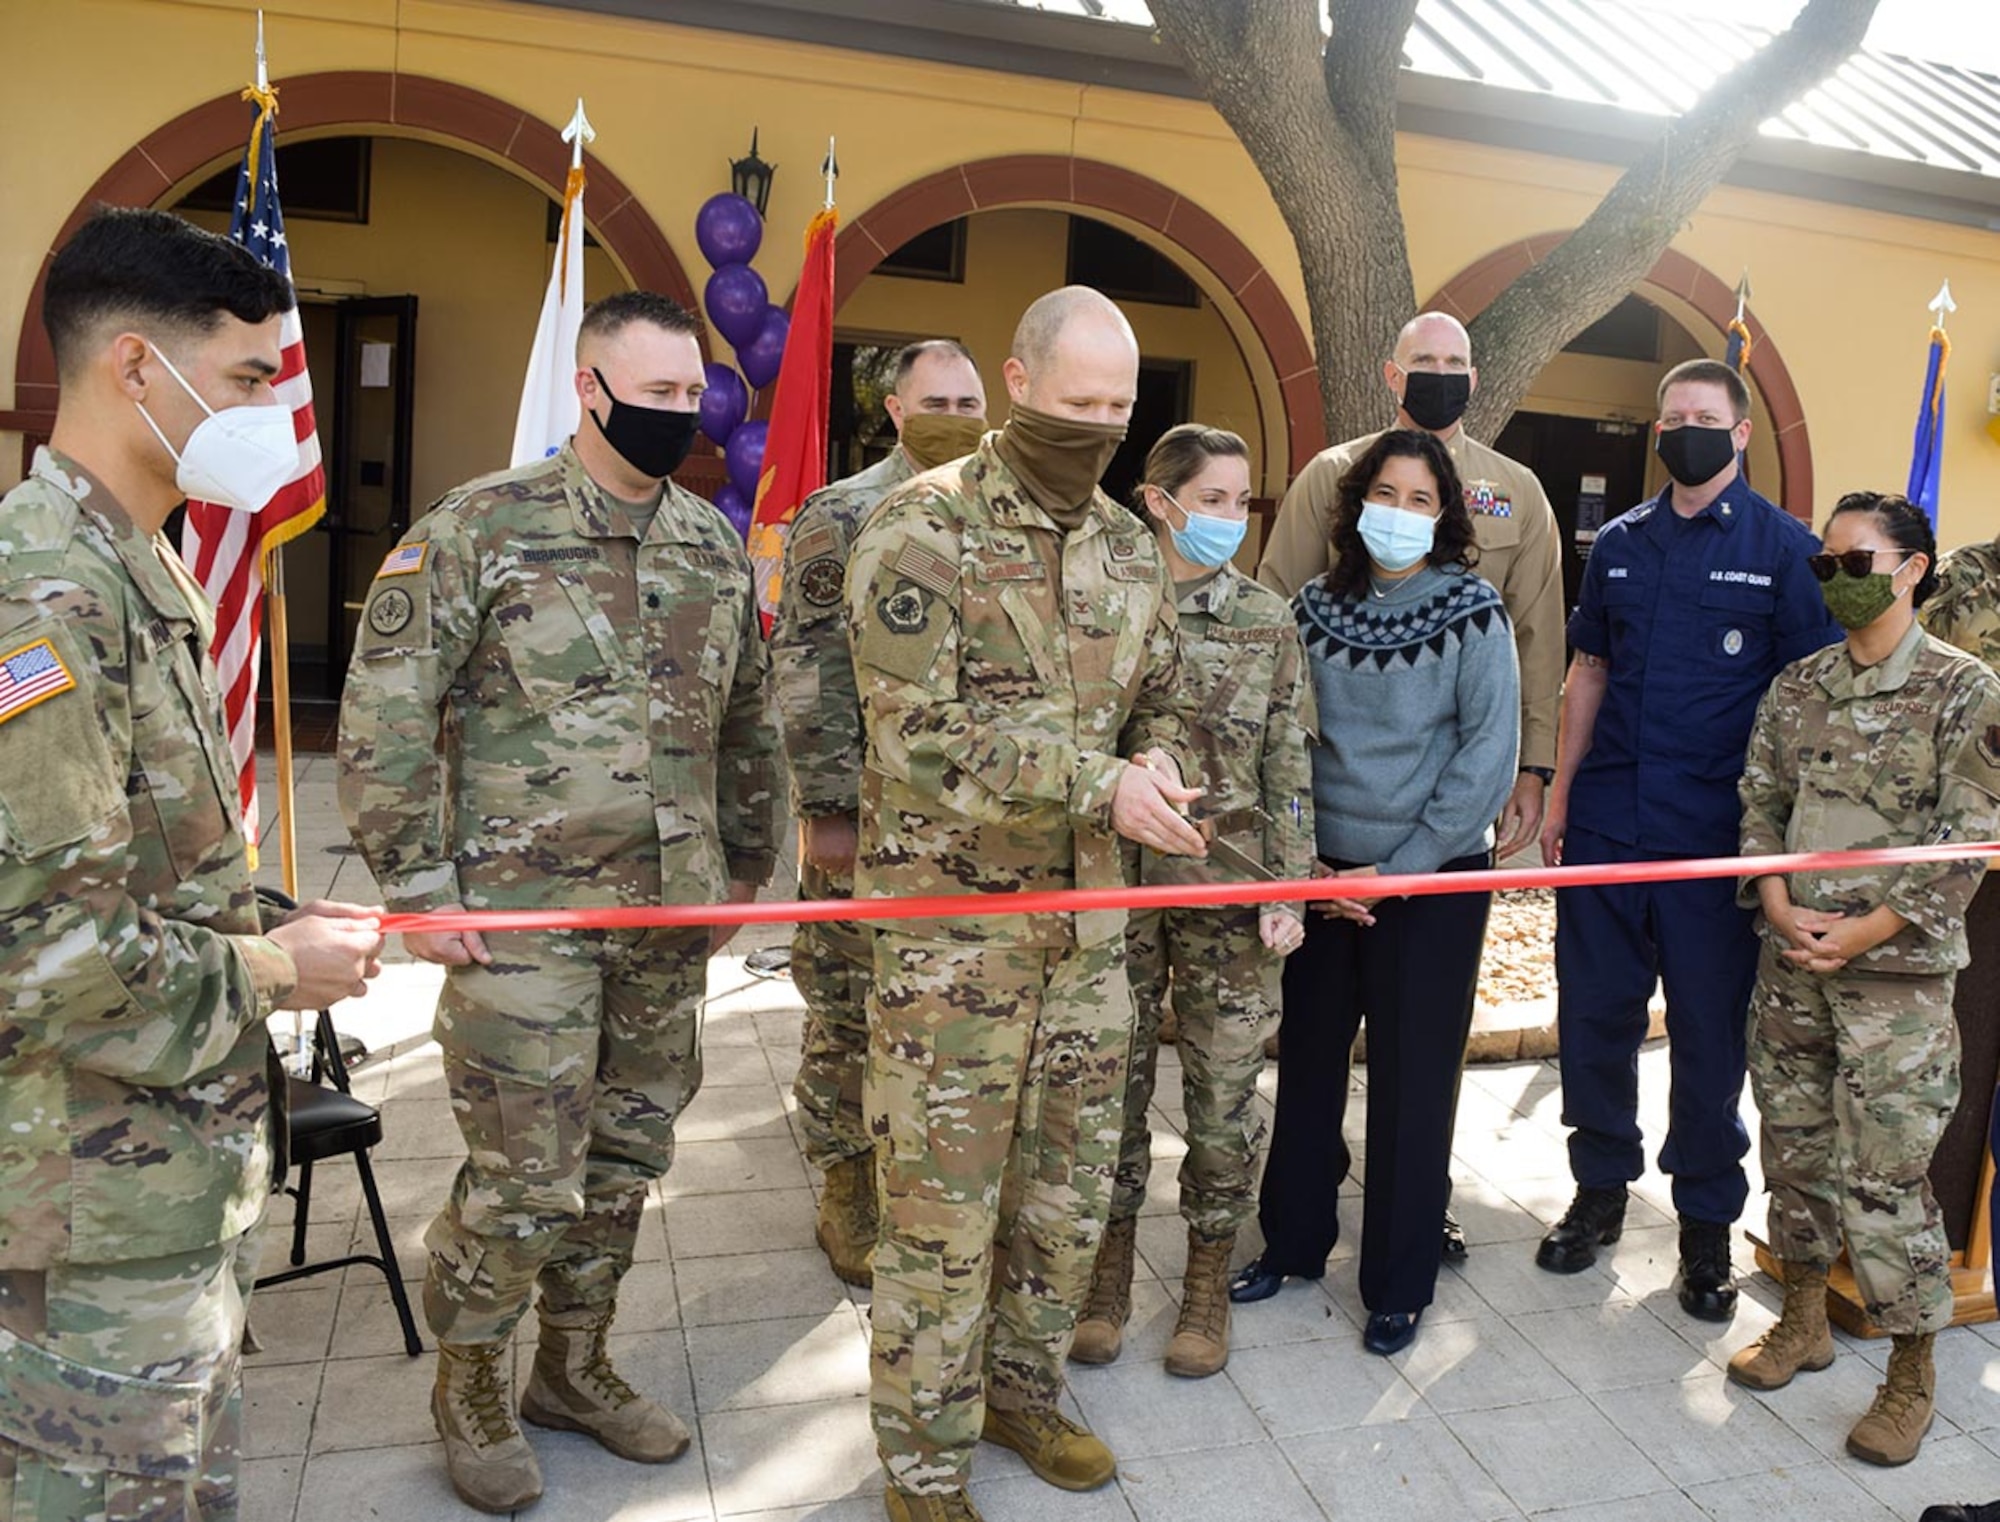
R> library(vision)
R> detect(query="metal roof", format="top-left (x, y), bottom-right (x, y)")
top-left (994, 0), bottom-right (2000, 182)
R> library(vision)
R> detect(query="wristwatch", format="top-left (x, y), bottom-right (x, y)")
top-left (1519, 766), bottom-right (1555, 784)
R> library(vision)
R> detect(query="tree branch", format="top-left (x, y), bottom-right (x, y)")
top-left (1325, 0), bottom-right (1423, 188)
top-left (1463, 0), bottom-right (1879, 439)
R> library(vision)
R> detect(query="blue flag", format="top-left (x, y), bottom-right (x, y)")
top-left (1907, 327), bottom-right (1948, 525)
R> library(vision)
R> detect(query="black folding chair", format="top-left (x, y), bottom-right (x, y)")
top-left (254, 889), bottom-right (422, 1357)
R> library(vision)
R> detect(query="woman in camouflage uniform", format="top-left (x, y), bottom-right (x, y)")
top-left (1069, 425), bottom-right (1315, 1379)
top-left (1731, 491), bottom-right (2000, 1468)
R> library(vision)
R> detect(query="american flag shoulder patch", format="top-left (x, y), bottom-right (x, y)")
top-left (379, 543), bottom-right (427, 578)
top-left (0, 637), bottom-right (77, 725)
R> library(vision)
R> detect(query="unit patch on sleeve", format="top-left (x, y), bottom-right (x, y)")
top-left (878, 583), bottom-right (931, 636)
top-left (798, 557), bottom-right (846, 609)
top-left (367, 586), bottom-right (416, 637)
top-left (0, 638), bottom-right (75, 725)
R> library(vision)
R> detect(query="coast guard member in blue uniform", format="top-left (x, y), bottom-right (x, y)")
top-left (1536, 358), bottom-right (1839, 1319)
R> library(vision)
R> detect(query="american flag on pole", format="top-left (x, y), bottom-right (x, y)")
top-left (180, 83), bottom-right (326, 864)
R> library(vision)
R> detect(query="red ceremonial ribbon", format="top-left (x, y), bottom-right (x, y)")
top-left (376, 841), bottom-right (2000, 937)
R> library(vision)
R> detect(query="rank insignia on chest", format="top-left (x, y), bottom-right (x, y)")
top-left (0, 637), bottom-right (76, 724)
top-left (878, 583), bottom-right (930, 635)
top-left (798, 557), bottom-right (845, 609)
top-left (1466, 482), bottom-right (1511, 518)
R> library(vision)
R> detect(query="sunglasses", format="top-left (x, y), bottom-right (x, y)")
top-left (1807, 549), bottom-right (1909, 582)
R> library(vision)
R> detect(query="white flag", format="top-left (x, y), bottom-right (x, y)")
top-left (510, 164), bottom-right (587, 466)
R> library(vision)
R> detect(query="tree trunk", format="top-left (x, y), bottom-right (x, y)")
top-left (1148, 0), bottom-right (1880, 457)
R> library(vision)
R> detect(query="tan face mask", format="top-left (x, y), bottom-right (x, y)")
top-left (995, 402), bottom-right (1128, 522)
top-left (900, 412), bottom-right (988, 472)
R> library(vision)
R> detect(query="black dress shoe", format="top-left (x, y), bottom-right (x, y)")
top-left (1441, 1209), bottom-right (1468, 1261)
top-left (1535, 1186), bottom-right (1627, 1274)
top-left (1362, 1310), bottom-right (1422, 1356)
top-left (1675, 1217), bottom-right (1738, 1322)
top-left (1228, 1255), bottom-right (1321, 1304)
top-left (1920, 1504), bottom-right (2000, 1522)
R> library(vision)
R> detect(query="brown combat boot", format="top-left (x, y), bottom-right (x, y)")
top-left (1726, 1260), bottom-right (1835, 1390)
top-left (981, 1404), bottom-right (1117, 1491)
top-left (1166, 1229), bottom-right (1234, 1378)
top-left (884, 1487), bottom-right (986, 1522)
top-left (816, 1150), bottom-right (879, 1287)
top-left (521, 1304), bottom-right (691, 1463)
top-left (432, 1341), bottom-right (544, 1514)
top-left (1847, 1331), bottom-right (1937, 1466)
top-left (1069, 1214), bottom-right (1137, 1365)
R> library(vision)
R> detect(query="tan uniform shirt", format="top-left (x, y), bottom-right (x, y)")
top-left (1256, 429), bottom-right (1564, 771)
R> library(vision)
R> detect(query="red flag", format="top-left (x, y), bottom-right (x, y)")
top-left (182, 84), bottom-right (326, 867)
top-left (746, 206), bottom-right (837, 631)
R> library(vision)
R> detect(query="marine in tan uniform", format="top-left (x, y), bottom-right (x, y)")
top-left (338, 292), bottom-right (777, 1513)
top-left (771, 340), bottom-right (987, 1287)
top-left (1069, 424), bottom-right (1315, 1381)
top-left (1258, 312), bottom-right (1563, 854)
top-left (848, 288), bottom-right (1206, 1522)
top-left (1731, 491), bottom-right (2000, 1468)
top-left (0, 209), bottom-right (382, 1522)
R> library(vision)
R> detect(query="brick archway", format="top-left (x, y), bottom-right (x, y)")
top-left (835, 156), bottom-right (1326, 474)
top-left (1427, 238), bottom-right (1812, 519)
top-left (4, 71), bottom-right (694, 437)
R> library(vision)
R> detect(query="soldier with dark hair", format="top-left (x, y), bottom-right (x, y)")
top-left (0, 207), bottom-right (384, 1522)
top-left (338, 288), bottom-right (777, 1512)
top-left (772, 339), bottom-right (987, 1287)
top-left (1732, 491), bottom-right (2000, 1468)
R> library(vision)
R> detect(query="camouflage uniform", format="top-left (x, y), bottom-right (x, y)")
top-left (1113, 567), bottom-right (1316, 1239)
top-left (0, 448), bottom-right (298, 1520)
top-left (847, 440), bottom-right (1194, 1494)
top-left (1739, 620), bottom-right (2000, 1334)
top-left (1921, 538), bottom-right (2000, 668)
top-left (338, 446), bottom-right (777, 1344)
top-left (771, 448), bottom-right (916, 1170)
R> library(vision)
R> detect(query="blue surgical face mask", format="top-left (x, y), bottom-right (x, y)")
top-left (1158, 488), bottom-right (1247, 568)
top-left (1358, 501), bottom-right (1436, 572)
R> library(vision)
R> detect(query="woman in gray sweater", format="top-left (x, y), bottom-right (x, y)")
top-left (1230, 429), bottom-right (1520, 1357)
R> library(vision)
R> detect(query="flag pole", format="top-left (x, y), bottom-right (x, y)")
top-left (255, 10), bottom-right (300, 901)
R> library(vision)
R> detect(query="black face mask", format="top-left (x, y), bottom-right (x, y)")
top-left (1655, 424), bottom-right (1738, 488)
top-left (1398, 370), bottom-right (1471, 433)
top-left (588, 369), bottom-right (699, 480)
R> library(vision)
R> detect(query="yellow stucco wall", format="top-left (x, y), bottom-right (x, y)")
top-left (4, 0), bottom-right (1997, 543)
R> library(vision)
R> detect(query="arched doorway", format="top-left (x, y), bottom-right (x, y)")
top-left (4, 71), bottom-right (695, 439)
top-left (833, 155), bottom-right (1325, 496)
top-left (1425, 239), bottom-right (1813, 520)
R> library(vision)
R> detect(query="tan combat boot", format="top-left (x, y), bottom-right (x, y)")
top-left (1069, 1214), bottom-right (1137, 1365)
top-left (1726, 1260), bottom-right (1835, 1390)
top-left (884, 1487), bottom-right (987, 1522)
top-left (521, 1305), bottom-right (691, 1463)
top-left (981, 1404), bottom-right (1117, 1491)
top-left (1847, 1331), bottom-right (1937, 1466)
top-left (1166, 1229), bottom-right (1234, 1378)
top-left (432, 1341), bottom-right (544, 1514)
top-left (816, 1150), bottom-right (879, 1288)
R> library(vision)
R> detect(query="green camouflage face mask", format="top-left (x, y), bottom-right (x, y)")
top-left (1820, 571), bottom-right (1900, 631)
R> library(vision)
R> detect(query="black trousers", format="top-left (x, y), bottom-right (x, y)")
top-left (1256, 854), bottom-right (1492, 1314)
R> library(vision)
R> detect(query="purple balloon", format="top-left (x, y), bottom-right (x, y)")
top-left (704, 264), bottom-right (769, 350)
top-left (695, 193), bottom-right (764, 269)
top-left (713, 483), bottom-right (753, 540)
top-left (699, 363), bottom-right (748, 447)
top-left (725, 420), bottom-right (769, 502)
top-left (739, 306), bottom-right (790, 391)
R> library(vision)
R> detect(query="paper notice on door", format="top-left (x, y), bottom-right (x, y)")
top-left (360, 341), bottom-right (393, 389)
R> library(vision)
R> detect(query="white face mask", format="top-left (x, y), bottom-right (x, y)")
top-left (134, 341), bottom-right (299, 512)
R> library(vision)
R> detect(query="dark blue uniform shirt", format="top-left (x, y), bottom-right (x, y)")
top-left (1566, 474), bottom-right (1839, 857)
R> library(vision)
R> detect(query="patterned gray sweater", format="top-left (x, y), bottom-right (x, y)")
top-left (1294, 563), bottom-right (1520, 876)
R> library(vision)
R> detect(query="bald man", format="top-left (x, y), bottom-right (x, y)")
top-left (847, 286), bottom-right (1204, 1522)
top-left (339, 290), bottom-right (778, 1513)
